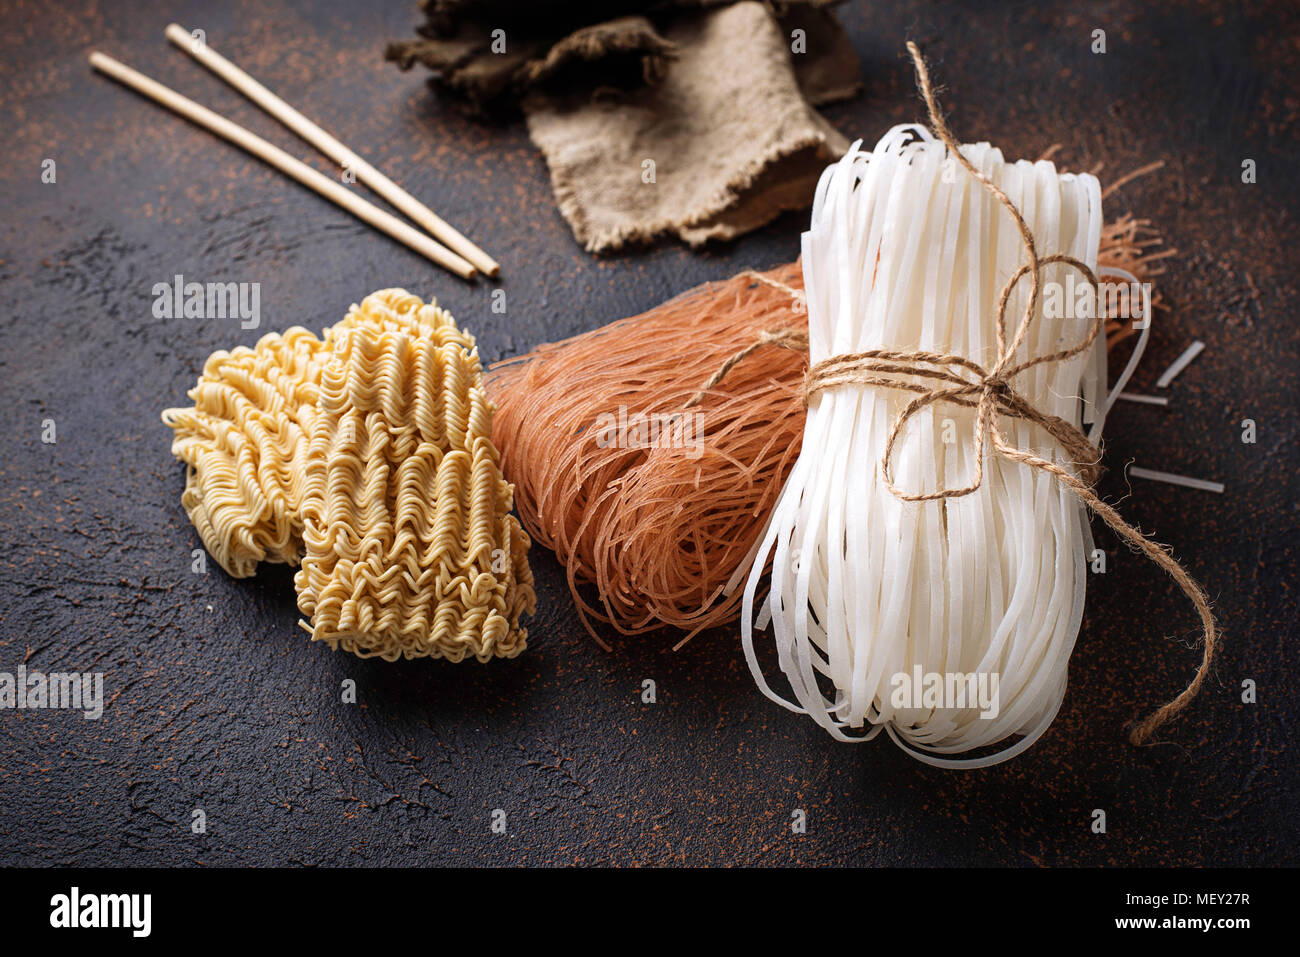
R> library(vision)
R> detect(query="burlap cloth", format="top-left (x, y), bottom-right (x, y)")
top-left (389, 1), bottom-right (860, 251)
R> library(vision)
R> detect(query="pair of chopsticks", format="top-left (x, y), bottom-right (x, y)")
top-left (89, 24), bottom-right (497, 281)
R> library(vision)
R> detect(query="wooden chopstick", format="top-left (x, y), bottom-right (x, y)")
top-left (88, 50), bottom-right (477, 281)
top-left (164, 24), bottom-right (500, 279)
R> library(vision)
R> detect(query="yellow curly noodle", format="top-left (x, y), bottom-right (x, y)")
top-left (327, 287), bottom-right (478, 352)
top-left (161, 288), bottom-right (534, 662)
top-left (160, 290), bottom-right (474, 577)
top-left (294, 312), bottom-right (535, 662)
top-left (161, 327), bottom-right (328, 577)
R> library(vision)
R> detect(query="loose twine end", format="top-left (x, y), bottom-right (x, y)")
top-left (685, 42), bottom-right (1217, 748)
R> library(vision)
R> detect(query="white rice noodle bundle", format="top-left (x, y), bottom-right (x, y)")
top-left (741, 126), bottom-right (1149, 768)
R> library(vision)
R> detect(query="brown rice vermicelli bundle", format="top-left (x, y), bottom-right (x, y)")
top-left (490, 263), bottom-right (808, 645)
top-left (489, 199), bottom-right (1168, 645)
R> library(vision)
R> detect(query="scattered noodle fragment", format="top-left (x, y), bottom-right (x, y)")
top-left (1128, 466), bottom-right (1224, 494)
top-left (1116, 392), bottom-right (1169, 406)
top-left (1156, 339), bottom-right (1206, 388)
top-left (1098, 211), bottom-right (1176, 348)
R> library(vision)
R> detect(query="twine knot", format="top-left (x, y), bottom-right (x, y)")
top-left (802, 248), bottom-right (1107, 503)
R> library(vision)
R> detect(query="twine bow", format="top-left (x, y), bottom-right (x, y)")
top-left (692, 42), bottom-right (1218, 746)
top-left (804, 249), bottom-right (1105, 502)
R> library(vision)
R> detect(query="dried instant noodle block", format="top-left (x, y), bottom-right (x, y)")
top-left (161, 327), bottom-right (329, 577)
top-left (161, 289), bottom-right (476, 578)
top-left (329, 288), bottom-right (478, 352)
top-left (294, 311), bottom-right (535, 662)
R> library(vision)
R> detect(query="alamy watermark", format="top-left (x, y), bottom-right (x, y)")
top-left (1042, 274), bottom-right (1150, 325)
top-left (151, 274), bottom-right (260, 329)
top-left (0, 665), bottom-right (104, 719)
top-left (50, 887), bottom-right (150, 937)
top-left (890, 666), bottom-right (1000, 719)
top-left (594, 406), bottom-right (705, 458)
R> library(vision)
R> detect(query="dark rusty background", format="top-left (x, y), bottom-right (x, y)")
top-left (0, 0), bottom-right (1296, 866)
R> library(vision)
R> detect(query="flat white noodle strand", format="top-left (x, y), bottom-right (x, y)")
top-left (740, 127), bottom-right (1106, 765)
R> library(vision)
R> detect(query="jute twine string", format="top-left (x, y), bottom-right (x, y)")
top-left (688, 42), bottom-right (1217, 746)
top-left (681, 314), bottom-right (807, 410)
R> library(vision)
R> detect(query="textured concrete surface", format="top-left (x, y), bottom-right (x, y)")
top-left (0, 0), bottom-right (1296, 866)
